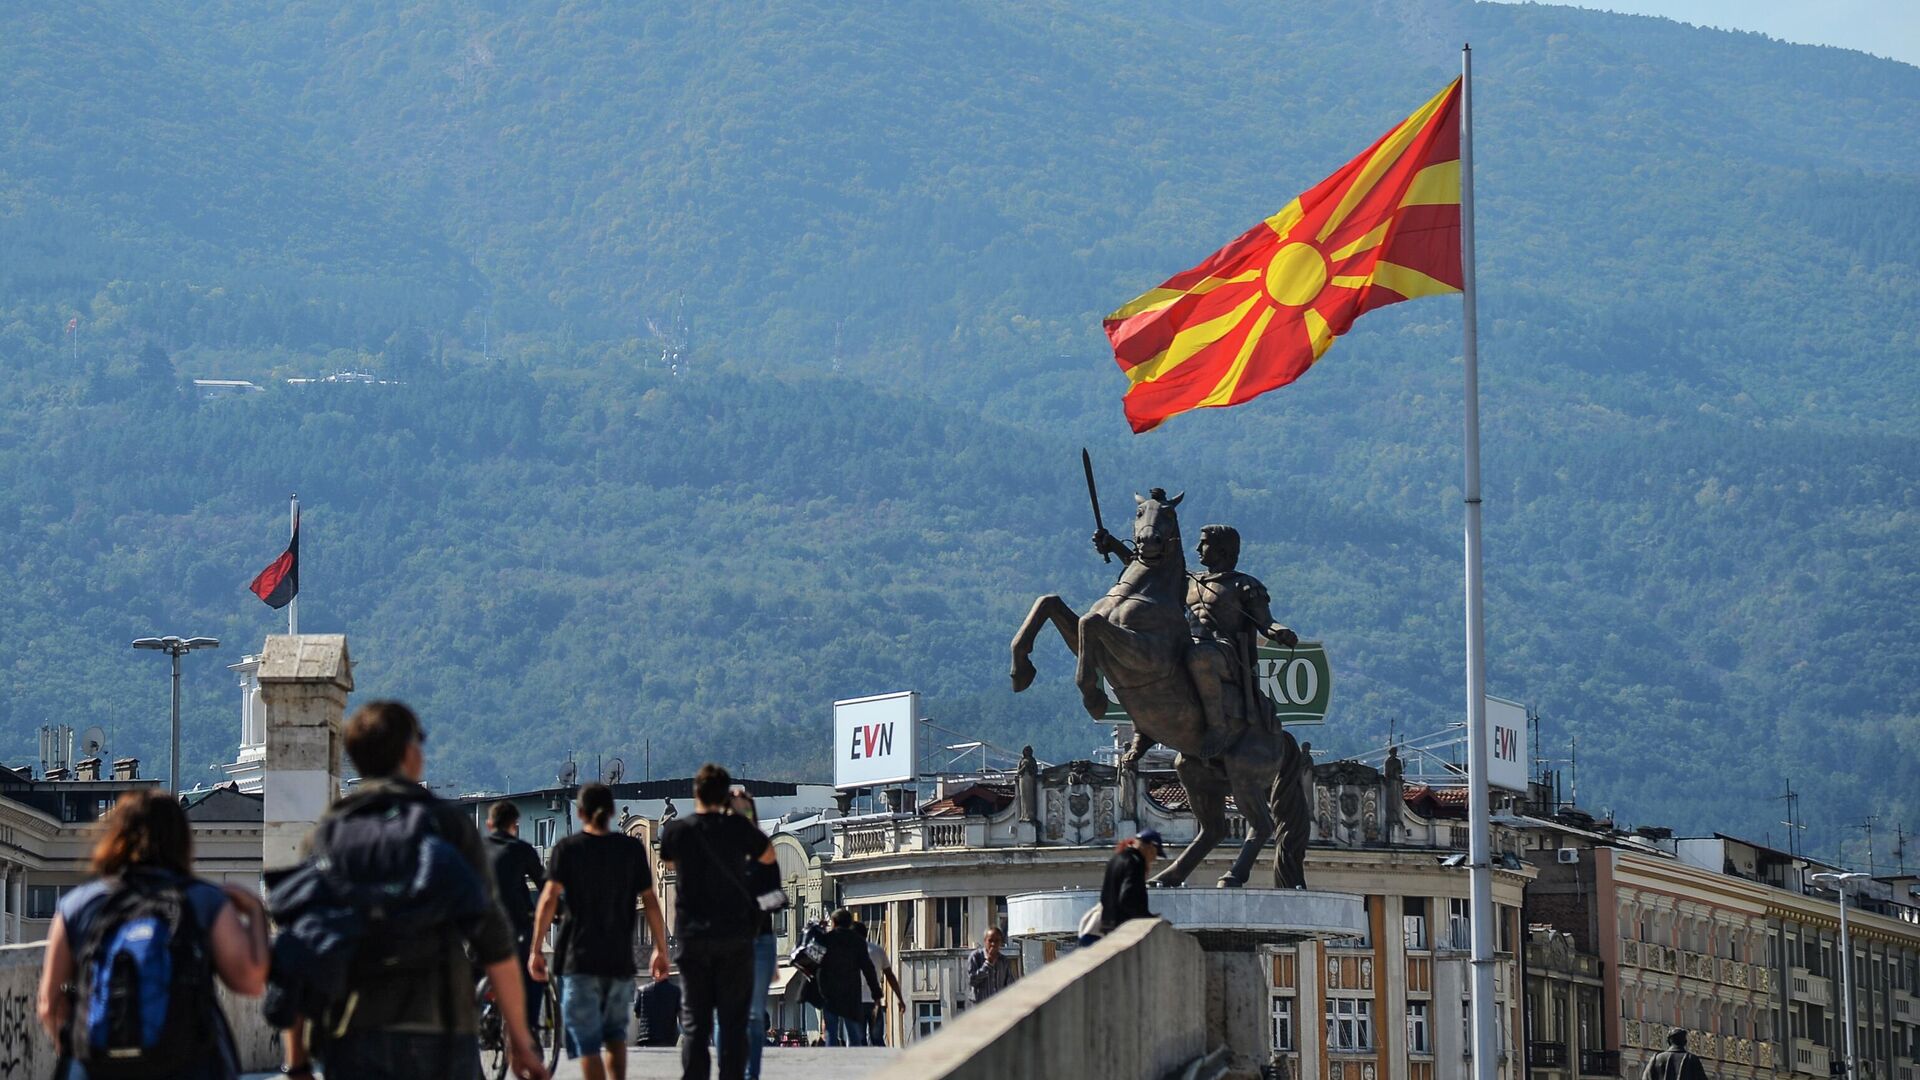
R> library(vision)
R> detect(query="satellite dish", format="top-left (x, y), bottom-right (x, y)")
top-left (558, 760), bottom-right (578, 787)
top-left (80, 727), bottom-right (107, 758)
top-left (605, 758), bottom-right (625, 784)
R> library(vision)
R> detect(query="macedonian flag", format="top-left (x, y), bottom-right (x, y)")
top-left (1106, 79), bottom-right (1463, 432)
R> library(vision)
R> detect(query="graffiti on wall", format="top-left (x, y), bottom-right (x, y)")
top-left (0, 990), bottom-right (39, 1077)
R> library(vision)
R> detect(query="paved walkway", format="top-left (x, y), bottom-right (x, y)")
top-left (247, 1046), bottom-right (900, 1079)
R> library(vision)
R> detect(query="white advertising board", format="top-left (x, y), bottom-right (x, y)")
top-left (1486, 695), bottom-right (1530, 793)
top-left (833, 691), bottom-right (919, 790)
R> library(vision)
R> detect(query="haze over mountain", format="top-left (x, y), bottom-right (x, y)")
top-left (1, 0), bottom-right (1915, 861)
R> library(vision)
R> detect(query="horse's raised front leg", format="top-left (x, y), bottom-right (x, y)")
top-left (1010, 594), bottom-right (1080, 692)
top-left (1074, 612), bottom-right (1175, 719)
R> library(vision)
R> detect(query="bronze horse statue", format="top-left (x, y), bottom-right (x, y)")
top-left (1010, 488), bottom-right (1309, 888)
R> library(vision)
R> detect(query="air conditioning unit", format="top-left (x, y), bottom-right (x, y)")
top-left (1556, 848), bottom-right (1580, 865)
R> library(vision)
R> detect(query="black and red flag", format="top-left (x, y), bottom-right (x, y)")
top-left (249, 508), bottom-right (299, 609)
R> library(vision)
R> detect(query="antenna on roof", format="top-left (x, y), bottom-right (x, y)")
top-left (1776, 779), bottom-right (1807, 861)
top-left (558, 751), bottom-right (578, 788)
top-left (606, 757), bottom-right (625, 785)
top-left (1847, 816), bottom-right (1878, 876)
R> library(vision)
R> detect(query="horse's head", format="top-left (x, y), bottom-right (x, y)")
top-left (1132, 488), bottom-right (1184, 563)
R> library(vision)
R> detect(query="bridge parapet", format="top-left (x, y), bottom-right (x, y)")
top-left (869, 918), bottom-right (1209, 1080)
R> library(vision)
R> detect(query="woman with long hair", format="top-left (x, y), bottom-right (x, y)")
top-left (37, 790), bottom-right (270, 1079)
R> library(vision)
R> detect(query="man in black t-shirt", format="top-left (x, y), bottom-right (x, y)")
top-left (659, 764), bottom-right (776, 1080)
top-left (530, 783), bottom-right (669, 1080)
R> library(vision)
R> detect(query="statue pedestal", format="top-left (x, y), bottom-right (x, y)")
top-left (1006, 887), bottom-right (1365, 1076)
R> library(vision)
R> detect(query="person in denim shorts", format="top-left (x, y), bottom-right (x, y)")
top-left (531, 783), bottom-right (669, 1080)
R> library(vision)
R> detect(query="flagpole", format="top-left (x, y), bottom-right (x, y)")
top-left (1459, 43), bottom-right (1499, 1080)
top-left (288, 493), bottom-right (299, 635)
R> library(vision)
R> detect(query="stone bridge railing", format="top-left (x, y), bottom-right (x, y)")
top-left (0, 942), bottom-right (281, 1076)
top-left (868, 919), bottom-right (1210, 1080)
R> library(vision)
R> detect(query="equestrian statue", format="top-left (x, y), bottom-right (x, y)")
top-left (1010, 459), bottom-right (1313, 888)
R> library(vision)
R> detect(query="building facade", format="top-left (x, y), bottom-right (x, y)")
top-left (820, 753), bottom-right (1533, 1075)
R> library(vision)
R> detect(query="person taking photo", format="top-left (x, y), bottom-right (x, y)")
top-left (659, 764), bottom-right (777, 1080)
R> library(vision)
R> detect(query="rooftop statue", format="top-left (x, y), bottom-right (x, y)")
top-left (1011, 472), bottom-right (1312, 888)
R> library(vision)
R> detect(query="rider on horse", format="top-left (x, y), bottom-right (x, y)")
top-left (1092, 521), bottom-right (1299, 758)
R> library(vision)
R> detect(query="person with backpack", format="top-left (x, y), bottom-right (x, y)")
top-left (658, 764), bottom-right (777, 1080)
top-left (36, 789), bottom-right (270, 1080)
top-left (273, 701), bottom-right (546, 1080)
top-left (486, 800), bottom-right (547, 1034)
top-left (528, 782), bottom-right (669, 1080)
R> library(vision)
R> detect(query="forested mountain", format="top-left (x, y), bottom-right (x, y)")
top-left (1, 0), bottom-right (1915, 860)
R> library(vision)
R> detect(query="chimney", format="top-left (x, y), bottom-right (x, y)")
top-left (72, 758), bottom-right (102, 782)
top-left (111, 758), bottom-right (140, 781)
top-left (44, 766), bottom-right (68, 782)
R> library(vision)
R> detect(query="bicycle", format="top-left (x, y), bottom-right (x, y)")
top-left (476, 969), bottom-right (562, 1080)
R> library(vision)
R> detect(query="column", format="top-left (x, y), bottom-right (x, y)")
top-left (13, 868), bottom-right (25, 941)
top-left (258, 635), bottom-right (352, 870)
top-left (0, 865), bottom-right (10, 945)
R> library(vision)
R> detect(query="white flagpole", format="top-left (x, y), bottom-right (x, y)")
top-left (288, 493), bottom-right (299, 635)
top-left (1459, 44), bottom-right (1499, 1080)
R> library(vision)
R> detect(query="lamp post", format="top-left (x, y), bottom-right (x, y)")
top-left (131, 636), bottom-right (220, 793)
top-left (1812, 870), bottom-right (1869, 1077)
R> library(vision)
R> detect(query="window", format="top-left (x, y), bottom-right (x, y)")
top-left (1271, 997), bottom-right (1296, 1051)
top-left (534, 817), bottom-right (557, 848)
top-left (1404, 898), bottom-right (1429, 951)
top-left (1407, 1002), bottom-right (1430, 1054)
top-left (27, 885), bottom-right (63, 919)
top-left (1325, 997), bottom-right (1373, 1051)
top-left (934, 897), bottom-right (968, 949)
top-left (991, 895), bottom-right (1009, 937)
top-left (1448, 898), bottom-right (1472, 950)
top-left (915, 1001), bottom-right (943, 1038)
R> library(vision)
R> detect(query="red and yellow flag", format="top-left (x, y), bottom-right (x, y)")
top-left (1105, 79), bottom-right (1463, 432)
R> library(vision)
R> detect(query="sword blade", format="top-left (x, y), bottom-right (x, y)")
top-left (1082, 448), bottom-right (1111, 563)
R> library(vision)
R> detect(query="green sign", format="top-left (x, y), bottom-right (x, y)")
top-left (1101, 640), bottom-right (1332, 726)
top-left (1257, 640), bottom-right (1332, 725)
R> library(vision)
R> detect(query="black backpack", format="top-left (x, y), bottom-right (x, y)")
top-left (312, 795), bottom-right (461, 977)
top-left (70, 873), bottom-right (218, 1078)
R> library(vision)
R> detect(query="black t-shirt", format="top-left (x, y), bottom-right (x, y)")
top-left (657, 812), bottom-right (771, 941)
top-left (546, 830), bottom-right (654, 977)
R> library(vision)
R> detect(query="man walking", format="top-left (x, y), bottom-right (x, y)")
top-left (278, 701), bottom-right (546, 1080)
top-left (487, 800), bottom-right (547, 1035)
top-left (1641, 1028), bottom-right (1711, 1080)
top-left (659, 764), bottom-right (778, 1080)
top-left (530, 783), bottom-right (670, 1080)
top-left (854, 921), bottom-right (901, 1046)
top-left (965, 927), bottom-right (1017, 1006)
top-left (815, 909), bottom-right (880, 1046)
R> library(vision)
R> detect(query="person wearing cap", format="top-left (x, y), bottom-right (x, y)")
top-left (1640, 1028), bottom-right (1710, 1080)
top-left (1098, 830), bottom-right (1164, 936)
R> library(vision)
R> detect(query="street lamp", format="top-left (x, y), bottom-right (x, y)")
top-left (1811, 870), bottom-right (1870, 1078)
top-left (131, 636), bottom-right (220, 793)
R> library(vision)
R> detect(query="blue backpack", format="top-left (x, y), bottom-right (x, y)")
top-left (71, 873), bottom-right (217, 1077)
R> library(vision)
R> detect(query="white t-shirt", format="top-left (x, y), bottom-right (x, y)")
top-left (861, 941), bottom-right (892, 1003)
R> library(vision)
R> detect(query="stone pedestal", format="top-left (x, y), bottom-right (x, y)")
top-left (259, 635), bottom-right (352, 870)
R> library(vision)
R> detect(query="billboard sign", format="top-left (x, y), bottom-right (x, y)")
top-left (1486, 695), bottom-right (1529, 792)
top-left (834, 691), bottom-right (919, 790)
top-left (1103, 641), bottom-right (1332, 726)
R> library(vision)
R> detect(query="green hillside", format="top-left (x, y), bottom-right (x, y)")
top-left (0, 0), bottom-right (1915, 860)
